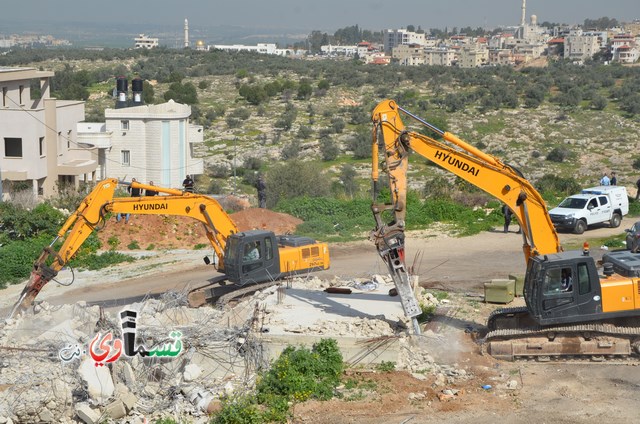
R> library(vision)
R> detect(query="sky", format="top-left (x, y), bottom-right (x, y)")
top-left (4, 0), bottom-right (639, 32)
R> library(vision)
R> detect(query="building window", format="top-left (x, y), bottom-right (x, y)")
top-left (4, 137), bottom-right (23, 157)
top-left (121, 120), bottom-right (130, 131)
top-left (39, 137), bottom-right (45, 156)
top-left (19, 85), bottom-right (24, 105)
top-left (121, 150), bottom-right (130, 166)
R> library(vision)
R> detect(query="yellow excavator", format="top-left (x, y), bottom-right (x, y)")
top-left (370, 99), bottom-right (640, 360)
top-left (10, 178), bottom-right (329, 317)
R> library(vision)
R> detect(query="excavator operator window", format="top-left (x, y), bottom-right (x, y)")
top-left (243, 241), bottom-right (261, 262)
top-left (265, 237), bottom-right (273, 261)
top-left (577, 263), bottom-right (591, 295)
top-left (543, 267), bottom-right (573, 294)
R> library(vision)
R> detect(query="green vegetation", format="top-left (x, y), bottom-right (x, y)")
top-left (127, 240), bottom-right (140, 250)
top-left (375, 361), bottom-right (396, 372)
top-left (0, 202), bottom-right (135, 288)
top-left (212, 339), bottom-right (343, 423)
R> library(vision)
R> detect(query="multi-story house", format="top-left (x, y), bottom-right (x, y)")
top-left (78, 78), bottom-right (204, 191)
top-left (383, 29), bottom-right (426, 55)
top-left (611, 34), bottom-right (639, 63)
top-left (564, 29), bottom-right (600, 61)
top-left (392, 44), bottom-right (426, 66)
top-left (0, 67), bottom-right (97, 199)
top-left (134, 34), bottom-right (159, 49)
top-left (458, 45), bottom-right (489, 68)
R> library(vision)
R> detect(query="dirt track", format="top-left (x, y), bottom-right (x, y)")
top-left (1, 217), bottom-right (638, 423)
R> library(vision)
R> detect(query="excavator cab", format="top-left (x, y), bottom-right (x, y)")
top-left (222, 230), bottom-right (281, 286)
top-left (525, 251), bottom-right (602, 326)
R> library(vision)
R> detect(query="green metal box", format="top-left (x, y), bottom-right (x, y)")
top-left (508, 274), bottom-right (524, 297)
top-left (484, 279), bottom-right (515, 304)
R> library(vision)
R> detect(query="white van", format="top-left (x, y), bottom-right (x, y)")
top-left (548, 186), bottom-right (629, 234)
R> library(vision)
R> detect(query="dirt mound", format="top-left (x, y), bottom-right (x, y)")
top-left (230, 208), bottom-right (303, 234)
top-left (95, 208), bottom-right (302, 250)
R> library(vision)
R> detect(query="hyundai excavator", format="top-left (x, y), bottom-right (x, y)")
top-left (370, 99), bottom-right (640, 360)
top-left (9, 178), bottom-right (329, 318)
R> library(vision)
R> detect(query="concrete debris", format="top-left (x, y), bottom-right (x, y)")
top-left (506, 379), bottom-right (519, 390)
top-left (78, 357), bottom-right (115, 403)
top-left (105, 399), bottom-right (127, 419)
top-left (75, 403), bottom-right (101, 424)
top-left (120, 391), bottom-right (138, 411)
top-left (183, 363), bottom-right (202, 382)
top-left (0, 274), bottom-right (458, 422)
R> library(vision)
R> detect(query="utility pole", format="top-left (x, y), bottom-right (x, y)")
top-left (232, 137), bottom-right (237, 195)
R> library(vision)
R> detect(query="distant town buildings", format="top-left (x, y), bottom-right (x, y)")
top-left (134, 34), bottom-right (159, 49)
top-left (0, 34), bottom-right (70, 49)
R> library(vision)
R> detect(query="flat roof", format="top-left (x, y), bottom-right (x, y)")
top-left (0, 67), bottom-right (54, 82)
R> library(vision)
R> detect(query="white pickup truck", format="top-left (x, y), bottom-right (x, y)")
top-left (548, 186), bottom-right (629, 234)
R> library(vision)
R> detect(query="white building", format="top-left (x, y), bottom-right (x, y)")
top-left (80, 100), bottom-right (203, 190)
top-left (134, 34), bottom-right (159, 49)
top-left (211, 43), bottom-right (277, 55)
top-left (383, 29), bottom-right (426, 54)
top-left (611, 34), bottom-right (639, 63)
top-left (1, 67), bottom-right (96, 199)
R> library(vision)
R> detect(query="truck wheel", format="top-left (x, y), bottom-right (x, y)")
top-left (610, 213), bottom-right (622, 228)
top-left (574, 220), bottom-right (587, 234)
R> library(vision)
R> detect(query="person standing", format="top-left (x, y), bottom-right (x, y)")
top-left (256, 175), bottom-right (266, 208)
top-left (610, 172), bottom-right (617, 186)
top-left (145, 181), bottom-right (158, 197)
top-left (501, 204), bottom-right (513, 233)
top-left (182, 175), bottom-right (194, 193)
top-left (600, 173), bottom-right (611, 186)
top-left (117, 178), bottom-right (141, 224)
top-left (636, 177), bottom-right (640, 200)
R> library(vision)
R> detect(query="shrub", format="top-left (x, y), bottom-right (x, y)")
top-left (546, 147), bottom-right (570, 163)
top-left (375, 361), bottom-right (396, 372)
top-left (107, 236), bottom-right (120, 250)
top-left (320, 136), bottom-right (339, 161)
top-left (127, 240), bottom-right (140, 250)
top-left (256, 339), bottom-right (343, 403)
top-left (71, 251), bottom-right (135, 271)
top-left (535, 174), bottom-right (581, 196)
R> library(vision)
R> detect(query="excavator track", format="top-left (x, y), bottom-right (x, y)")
top-left (484, 307), bottom-right (640, 362)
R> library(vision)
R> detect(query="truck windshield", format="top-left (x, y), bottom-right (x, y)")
top-left (558, 198), bottom-right (587, 209)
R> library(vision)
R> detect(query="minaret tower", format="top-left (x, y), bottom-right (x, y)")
top-left (520, 0), bottom-right (526, 27)
top-left (184, 18), bottom-right (189, 48)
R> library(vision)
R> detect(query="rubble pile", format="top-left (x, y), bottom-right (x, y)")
top-left (0, 294), bottom-right (264, 424)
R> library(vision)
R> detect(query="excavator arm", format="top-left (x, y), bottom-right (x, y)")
top-left (370, 100), bottom-right (561, 333)
top-left (10, 178), bottom-right (238, 316)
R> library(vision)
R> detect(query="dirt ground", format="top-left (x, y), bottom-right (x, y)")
top-left (2, 214), bottom-right (639, 423)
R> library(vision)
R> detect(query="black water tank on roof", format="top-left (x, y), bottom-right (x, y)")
top-left (132, 78), bottom-right (143, 92)
top-left (116, 77), bottom-right (128, 92)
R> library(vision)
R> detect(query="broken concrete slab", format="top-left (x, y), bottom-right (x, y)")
top-left (183, 363), bottom-right (202, 382)
top-left (120, 392), bottom-right (137, 411)
top-left (105, 400), bottom-right (127, 419)
top-left (75, 403), bottom-right (100, 424)
top-left (78, 357), bottom-right (114, 403)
